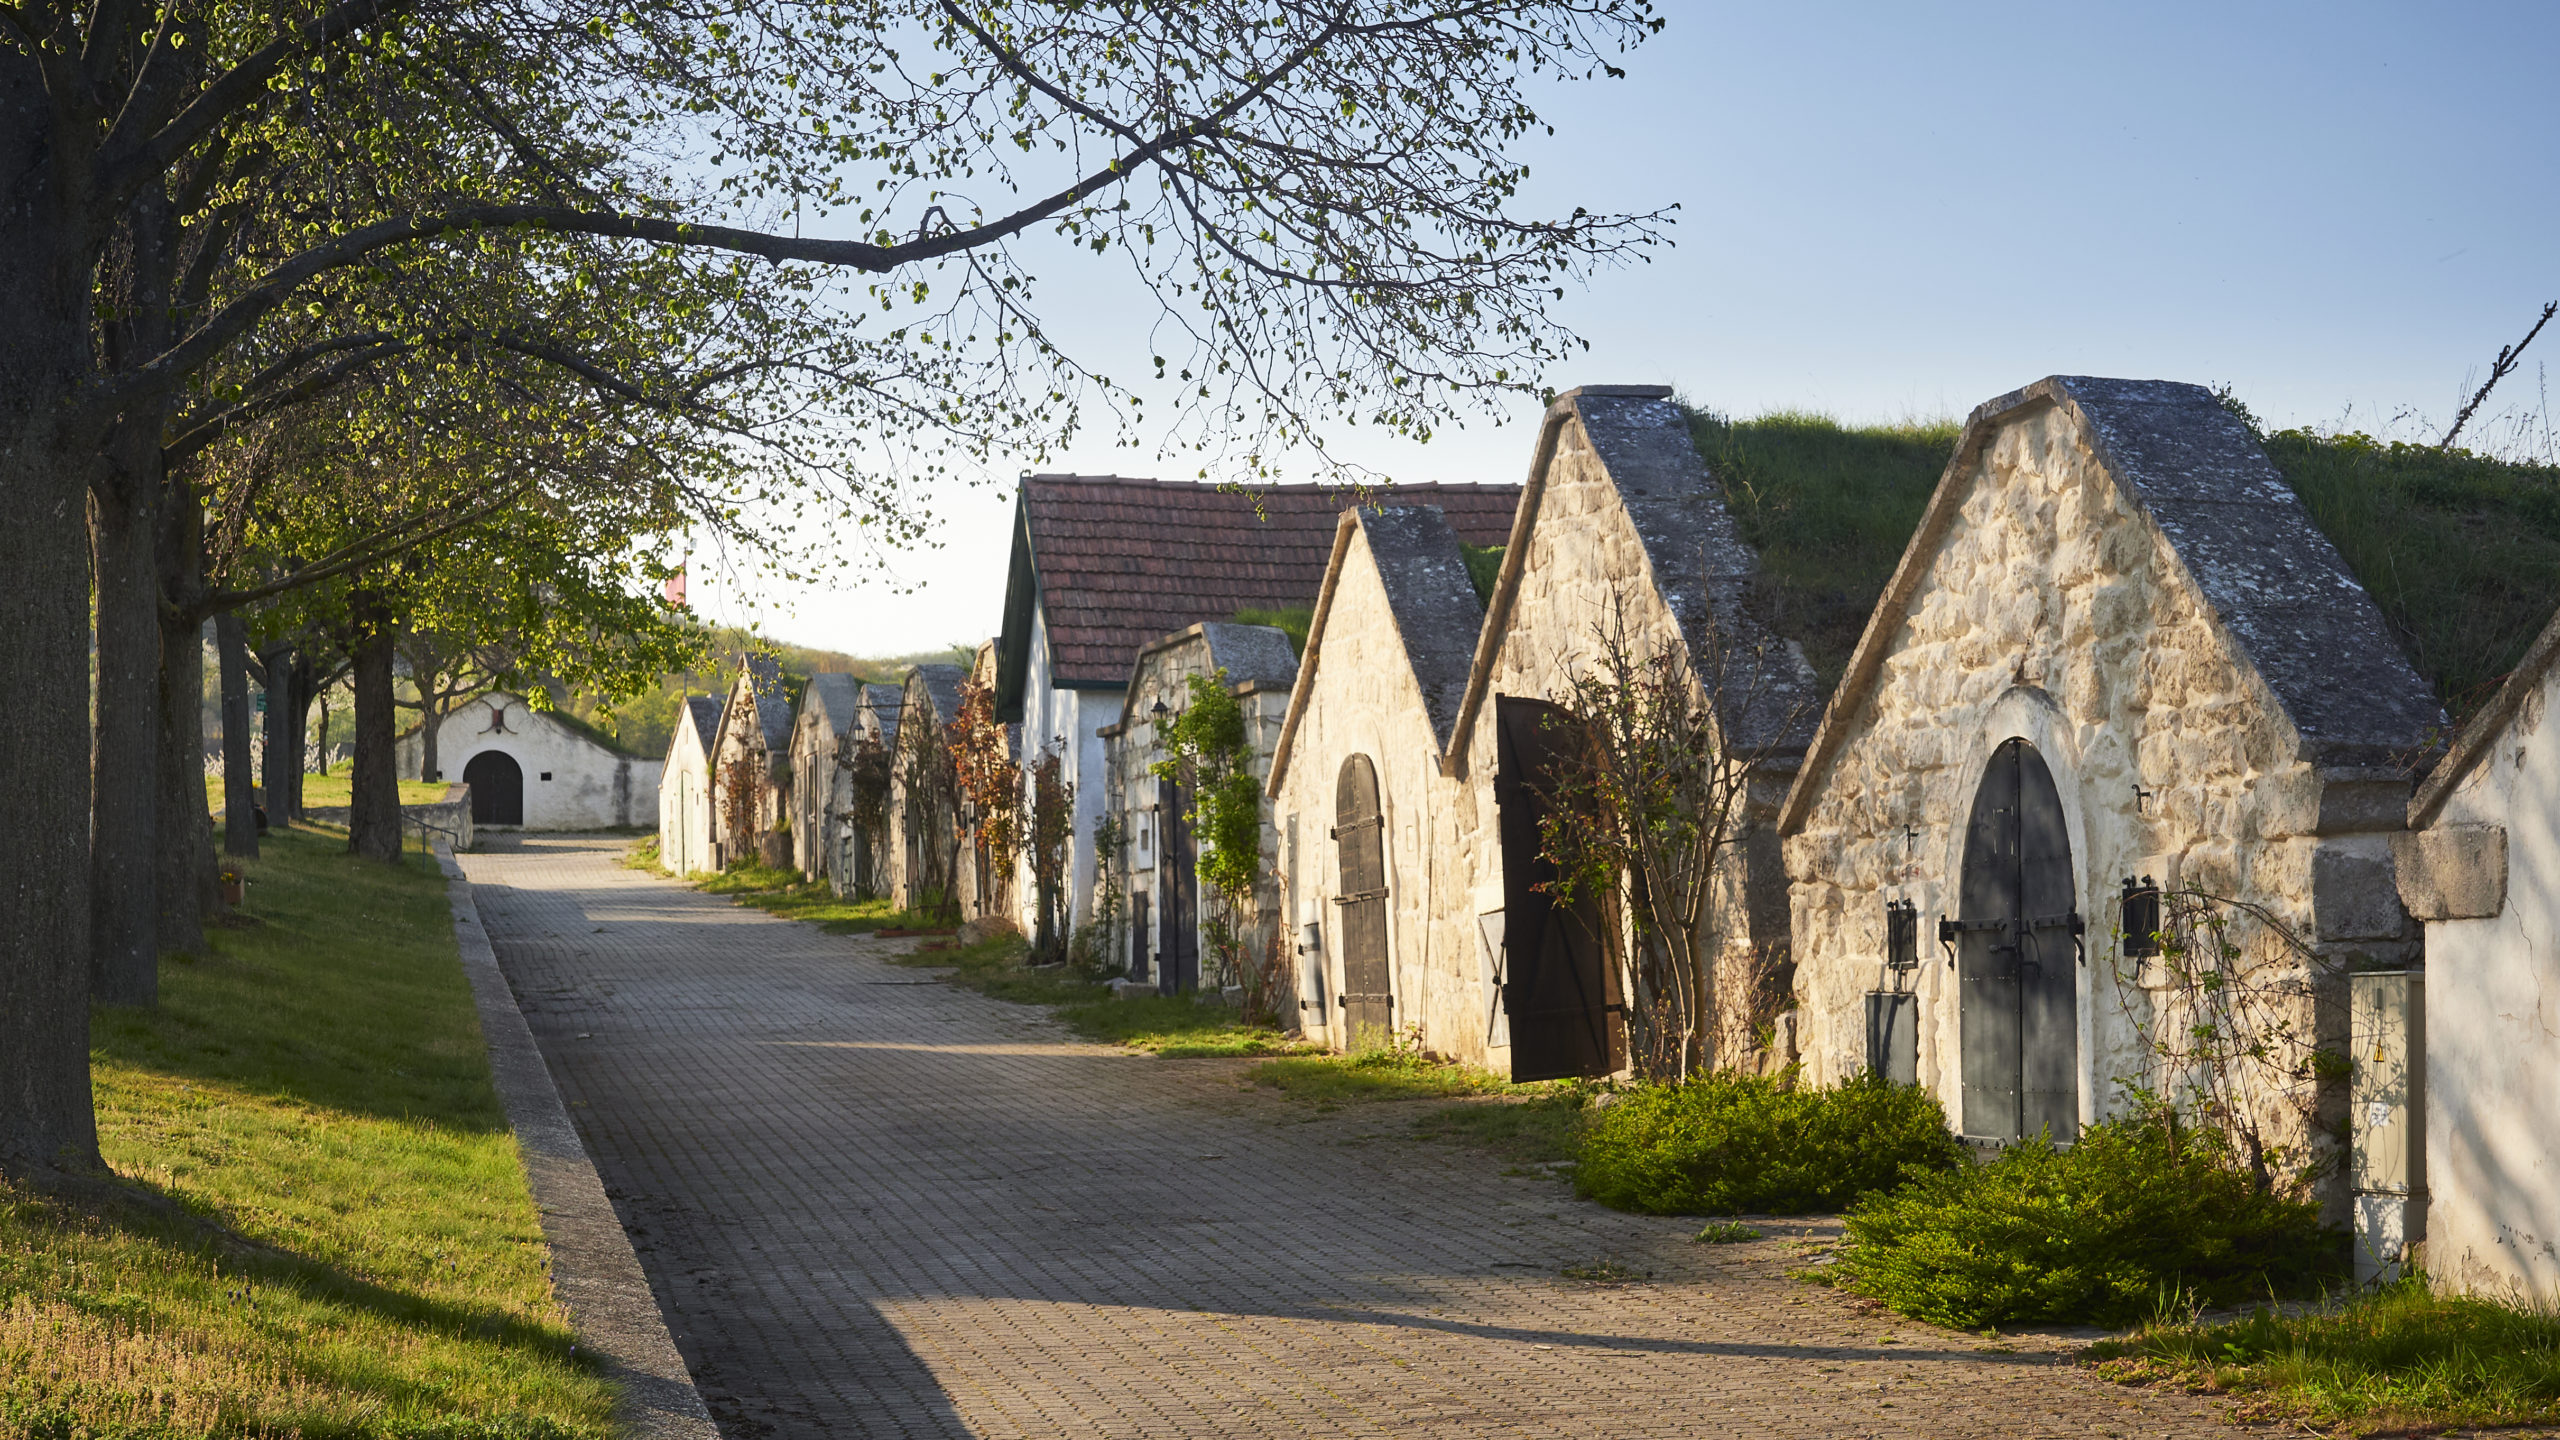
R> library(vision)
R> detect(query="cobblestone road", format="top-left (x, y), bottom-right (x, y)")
top-left (459, 836), bottom-right (2240, 1440)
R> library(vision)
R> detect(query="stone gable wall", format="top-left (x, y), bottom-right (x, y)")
top-left (1784, 400), bottom-right (2391, 1160)
top-left (1274, 527), bottom-right (1488, 1059)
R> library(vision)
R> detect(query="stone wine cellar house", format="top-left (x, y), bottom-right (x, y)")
top-left (710, 654), bottom-right (795, 869)
top-left (825, 682), bottom-right (905, 900)
top-left (1777, 376), bottom-right (2447, 1264)
top-left (886, 662), bottom-right (966, 913)
top-left (1267, 386), bottom-right (1820, 1076)
top-left (1098, 621), bottom-right (1298, 996)
top-left (658, 694), bottom-right (723, 875)
top-left (397, 691), bottom-right (662, 831)
top-left (789, 673), bottom-right (866, 879)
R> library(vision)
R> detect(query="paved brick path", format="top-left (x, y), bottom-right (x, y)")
top-left (460, 836), bottom-right (2239, 1439)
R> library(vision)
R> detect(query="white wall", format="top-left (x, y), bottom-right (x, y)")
top-left (1018, 604), bottom-right (1122, 936)
top-left (400, 694), bottom-right (659, 831)
top-left (2426, 671), bottom-right (2560, 1301)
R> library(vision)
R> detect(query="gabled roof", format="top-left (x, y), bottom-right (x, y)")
top-left (1778, 375), bottom-right (2447, 832)
top-left (993, 474), bottom-right (1522, 716)
top-left (800, 673), bottom-right (863, 739)
top-left (1441, 386), bottom-right (1823, 779)
top-left (736, 653), bottom-right (794, 752)
top-left (1115, 621), bottom-right (1300, 732)
top-left (680, 695), bottom-right (722, 761)
top-left (905, 663), bottom-right (966, 728)
top-left (2411, 601), bottom-right (2560, 828)
top-left (862, 682), bottom-right (904, 744)
top-left (1267, 505), bottom-right (1488, 795)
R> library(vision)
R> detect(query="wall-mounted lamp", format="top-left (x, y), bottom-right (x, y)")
top-left (2120, 875), bottom-right (2162, 958)
top-left (1884, 898), bottom-right (1919, 973)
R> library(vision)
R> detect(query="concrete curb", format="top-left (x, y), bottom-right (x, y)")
top-left (435, 844), bottom-right (718, 1440)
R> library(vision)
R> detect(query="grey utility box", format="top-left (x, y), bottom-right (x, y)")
top-left (2351, 970), bottom-right (2426, 1283)
top-left (1865, 991), bottom-right (1918, 1086)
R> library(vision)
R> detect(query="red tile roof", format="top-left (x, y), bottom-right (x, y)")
top-left (1012, 475), bottom-right (1522, 692)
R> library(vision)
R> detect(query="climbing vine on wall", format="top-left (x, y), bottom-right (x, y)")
top-left (1027, 749), bottom-right (1076, 962)
top-left (2112, 890), bottom-right (2349, 1194)
top-left (721, 754), bottom-right (761, 861)
top-left (1151, 668), bottom-right (1262, 908)
top-left (947, 678), bottom-right (1023, 873)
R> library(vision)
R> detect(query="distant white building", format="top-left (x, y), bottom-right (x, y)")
top-left (398, 692), bottom-right (661, 830)
top-left (659, 695), bottom-right (723, 875)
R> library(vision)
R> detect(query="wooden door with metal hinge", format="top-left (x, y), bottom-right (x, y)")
top-left (1948, 736), bottom-right (2082, 1144)
top-left (1494, 696), bottom-right (1625, 1081)
top-left (1332, 755), bottom-right (1393, 1047)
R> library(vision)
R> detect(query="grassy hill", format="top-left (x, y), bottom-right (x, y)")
top-left (1680, 399), bottom-right (2560, 729)
top-left (1684, 406), bottom-right (1960, 697)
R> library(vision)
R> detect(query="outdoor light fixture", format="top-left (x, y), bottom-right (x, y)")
top-left (1884, 898), bottom-right (1919, 973)
top-left (2120, 875), bottom-right (2162, 959)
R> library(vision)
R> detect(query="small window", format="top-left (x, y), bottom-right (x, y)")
top-left (540, 772), bottom-right (553, 782)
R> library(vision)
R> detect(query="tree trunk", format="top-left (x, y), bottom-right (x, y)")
top-left (156, 485), bottom-right (215, 953)
top-left (259, 643), bottom-right (305, 823)
top-left (348, 595), bottom-right (404, 863)
top-left (313, 691), bottom-right (331, 780)
top-left (217, 613), bottom-right (258, 859)
top-left (90, 468), bottom-right (161, 1006)
top-left (421, 700), bottom-right (443, 785)
top-left (156, 610), bottom-right (213, 954)
top-left (0, 70), bottom-right (105, 1171)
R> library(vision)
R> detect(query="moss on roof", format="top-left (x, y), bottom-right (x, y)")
top-left (1232, 605), bottom-right (1312, 657)
top-left (1684, 406), bottom-right (1958, 696)
top-left (2259, 430), bottom-right (2560, 720)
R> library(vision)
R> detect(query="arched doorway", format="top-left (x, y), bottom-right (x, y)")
top-left (464, 751), bottom-right (525, 826)
top-left (1952, 736), bottom-right (2081, 1143)
top-left (1494, 697), bottom-right (1624, 1081)
top-left (1333, 755), bottom-right (1392, 1046)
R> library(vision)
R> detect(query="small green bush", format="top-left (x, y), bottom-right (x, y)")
top-left (1573, 1071), bottom-right (1962, 1216)
top-left (1834, 1111), bottom-right (2343, 1328)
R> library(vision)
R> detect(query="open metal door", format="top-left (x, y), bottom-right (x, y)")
top-left (1494, 697), bottom-right (1625, 1081)
top-left (1953, 737), bottom-right (2081, 1143)
top-left (1332, 756), bottom-right (1393, 1046)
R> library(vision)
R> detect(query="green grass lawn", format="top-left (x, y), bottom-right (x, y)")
top-left (203, 766), bottom-right (452, 814)
top-left (2091, 1278), bottom-right (2560, 1434)
top-left (0, 824), bottom-right (614, 1438)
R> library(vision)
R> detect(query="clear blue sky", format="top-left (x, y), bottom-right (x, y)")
top-left (693, 1), bottom-right (2560, 658)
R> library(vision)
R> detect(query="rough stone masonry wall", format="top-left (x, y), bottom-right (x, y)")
top-left (1785, 402), bottom-right (2350, 1147)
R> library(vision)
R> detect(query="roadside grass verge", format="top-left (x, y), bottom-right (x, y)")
top-left (2, 823), bottom-right (612, 1438)
top-left (2089, 1278), bottom-right (2560, 1434)
top-left (687, 858), bottom-right (948, 935)
top-left (883, 935), bottom-right (1295, 1055)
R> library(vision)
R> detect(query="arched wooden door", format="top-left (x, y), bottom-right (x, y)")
top-left (1953, 737), bottom-right (2081, 1143)
top-left (465, 750), bottom-right (524, 826)
top-left (1494, 698), bottom-right (1625, 1081)
top-left (1333, 755), bottom-right (1393, 1046)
